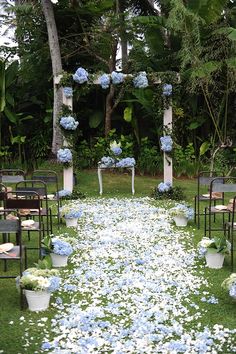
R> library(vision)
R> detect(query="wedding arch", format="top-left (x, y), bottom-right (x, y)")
top-left (55, 69), bottom-right (177, 192)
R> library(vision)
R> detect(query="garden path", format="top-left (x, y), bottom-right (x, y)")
top-left (25, 198), bottom-right (236, 353)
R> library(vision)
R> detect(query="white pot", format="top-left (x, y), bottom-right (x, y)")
top-left (65, 217), bottom-right (78, 227)
top-left (205, 252), bottom-right (225, 269)
top-left (50, 253), bottom-right (68, 267)
top-left (25, 290), bottom-right (51, 312)
top-left (173, 216), bottom-right (188, 227)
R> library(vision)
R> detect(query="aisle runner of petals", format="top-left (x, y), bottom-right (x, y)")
top-left (28, 198), bottom-right (236, 353)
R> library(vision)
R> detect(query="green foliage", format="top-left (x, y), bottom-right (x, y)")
top-left (137, 137), bottom-right (162, 176)
top-left (151, 185), bottom-right (186, 201)
top-left (173, 143), bottom-right (199, 177)
top-left (60, 187), bottom-right (86, 200)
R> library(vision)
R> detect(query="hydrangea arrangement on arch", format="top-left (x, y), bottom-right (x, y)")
top-left (133, 71), bottom-right (149, 88)
top-left (163, 84), bottom-right (172, 97)
top-left (59, 116), bottom-right (79, 131)
top-left (73, 67), bottom-right (89, 84)
top-left (160, 136), bottom-right (173, 153)
top-left (99, 73), bottom-right (110, 89)
top-left (111, 71), bottom-right (124, 85)
top-left (57, 148), bottom-right (73, 167)
top-left (63, 87), bottom-right (73, 98)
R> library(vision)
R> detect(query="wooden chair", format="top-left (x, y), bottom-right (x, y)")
top-left (194, 171), bottom-right (224, 229)
top-left (31, 169), bottom-right (61, 228)
top-left (225, 196), bottom-right (236, 271)
top-left (0, 169), bottom-right (25, 184)
top-left (0, 216), bottom-right (27, 309)
top-left (15, 180), bottom-right (53, 235)
top-left (5, 190), bottom-right (43, 258)
top-left (204, 177), bottom-right (236, 238)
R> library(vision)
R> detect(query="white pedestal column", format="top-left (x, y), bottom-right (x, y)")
top-left (63, 166), bottom-right (73, 192)
top-left (163, 105), bottom-right (173, 185)
top-left (62, 88), bottom-right (74, 191)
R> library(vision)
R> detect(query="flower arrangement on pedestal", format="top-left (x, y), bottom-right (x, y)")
top-left (221, 273), bottom-right (236, 299)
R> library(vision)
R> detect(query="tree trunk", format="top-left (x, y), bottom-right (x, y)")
top-left (105, 85), bottom-right (115, 137)
top-left (41, 0), bottom-right (63, 155)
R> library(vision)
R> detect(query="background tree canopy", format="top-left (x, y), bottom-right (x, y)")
top-left (0, 0), bottom-right (236, 176)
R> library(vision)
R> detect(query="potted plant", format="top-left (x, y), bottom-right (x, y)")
top-left (169, 203), bottom-right (194, 226)
top-left (60, 204), bottom-right (82, 227)
top-left (18, 268), bottom-right (60, 311)
top-left (42, 234), bottom-right (73, 267)
top-left (198, 237), bottom-right (231, 269)
top-left (221, 273), bottom-right (236, 299)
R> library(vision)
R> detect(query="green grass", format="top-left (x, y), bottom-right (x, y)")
top-left (0, 168), bottom-right (235, 353)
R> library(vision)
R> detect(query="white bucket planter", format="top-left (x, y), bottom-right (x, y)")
top-left (25, 290), bottom-right (51, 311)
top-left (65, 217), bottom-right (78, 227)
top-left (50, 253), bottom-right (68, 267)
top-left (173, 216), bottom-right (188, 227)
top-left (205, 252), bottom-right (225, 269)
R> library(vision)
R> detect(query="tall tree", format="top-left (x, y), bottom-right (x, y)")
top-left (41, 0), bottom-right (63, 155)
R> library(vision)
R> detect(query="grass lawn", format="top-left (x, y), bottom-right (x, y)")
top-left (0, 168), bottom-right (235, 353)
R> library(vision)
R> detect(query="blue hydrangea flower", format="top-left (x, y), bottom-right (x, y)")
top-left (57, 148), bottom-right (72, 164)
top-left (160, 136), bottom-right (173, 152)
top-left (163, 83), bottom-right (172, 96)
top-left (170, 203), bottom-right (194, 220)
top-left (116, 157), bottom-right (136, 167)
top-left (99, 73), bottom-right (110, 89)
top-left (64, 210), bottom-right (82, 219)
top-left (133, 72), bottom-right (148, 88)
top-left (60, 116), bottom-right (79, 130)
top-left (111, 71), bottom-right (124, 84)
top-left (48, 276), bottom-right (61, 292)
top-left (158, 181), bottom-right (171, 192)
top-left (52, 239), bottom-right (73, 256)
top-left (100, 156), bottom-right (115, 167)
top-left (73, 67), bottom-right (89, 84)
top-left (63, 87), bottom-right (73, 98)
top-left (57, 190), bottom-right (72, 198)
top-left (111, 147), bottom-right (122, 156)
top-left (198, 246), bottom-right (207, 257)
top-left (229, 283), bottom-right (236, 297)
top-left (41, 342), bottom-right (52, 350)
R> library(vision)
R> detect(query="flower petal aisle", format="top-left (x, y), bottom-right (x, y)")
top-left (29, 198), bottom-right (235, 353)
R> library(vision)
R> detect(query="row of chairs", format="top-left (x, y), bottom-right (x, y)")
top-left (194, 172), bottom-right (236, 270)
top-left (0, 169), bottom-right (63, 308)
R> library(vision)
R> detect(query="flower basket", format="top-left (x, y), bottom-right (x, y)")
top-left (50, 253), bottom-right (68, 267)
top-left (221, 273), bottom-right (236, 299)
top-left (65, 217), bottom-right (78, 227)
top-left (173, 215), bottom-right (188, 227)
top-left (25, 290), bottom-right (51, 312)
top-left (205, 252), bottom-right (225, 269)
top-left (18, 267), bottom-right (60, 311)
top-left (170, 204), bottom-right (194, 226)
